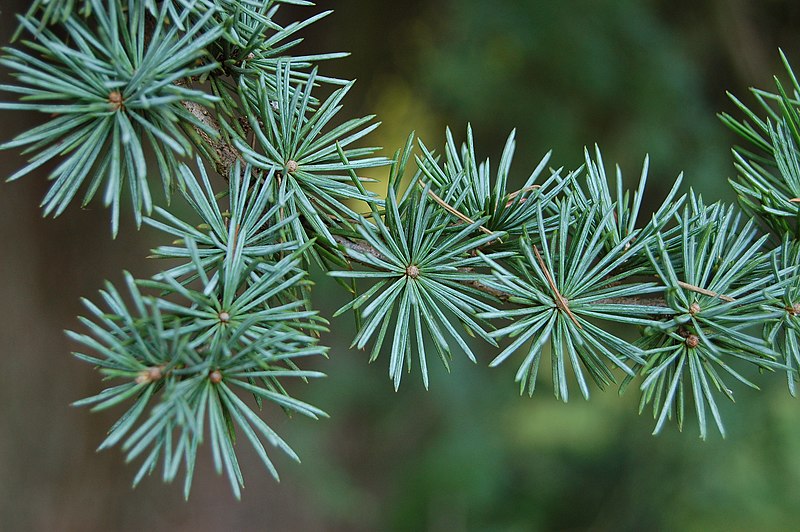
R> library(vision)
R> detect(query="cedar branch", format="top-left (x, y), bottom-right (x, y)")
top-left (182, 100), bottom-right (241, 178)
top-left (182, 95), bottom-right (730, 315)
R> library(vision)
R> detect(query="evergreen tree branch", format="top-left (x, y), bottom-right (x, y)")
top-left (333, 233), bottom-right (681, 309)
top-left (181, 100), bottom-right (240, 178)
top-left (5, 0), bottom-right (800, 496)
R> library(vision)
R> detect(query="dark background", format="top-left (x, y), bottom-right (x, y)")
top-left (2, 1), bottom-right (800, 530)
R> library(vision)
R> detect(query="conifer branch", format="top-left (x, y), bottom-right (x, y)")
top-left (181, 100), bottom-right (241, 178)
top-left (4, 0), bottom-right (800, 497)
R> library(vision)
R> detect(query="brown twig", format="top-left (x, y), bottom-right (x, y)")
top-left (532, 245), bottom-right (583, 328)
top-left (593, 296), bottom-right (668, 307)
top-left (333, 234), bottom-right (386, 261)
top-left (419, 181), bottom-right (495, 236)
top-left (182, 100), bottom-right (241, 178)
top-left (506, 185), bottom-right (541, 201)
top-left (677, 281), bottom-right (736, 303)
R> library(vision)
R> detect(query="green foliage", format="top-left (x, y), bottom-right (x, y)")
top-left (570, 146), bottom-right (685, 255)
top-left (634, 200), bottom-right (784, 438)
top-left (1, 1), bottom-right (222, 234)
top-left (330, 166), bottom-right (510, 389)
top-left (145, 160), bottom-right (299, 279)
top-left (416, 125), bottom-right (569, 237)
top-left (722, 50), bottom-right (800, 239)
top-left (764, 236), bottom-right (800, 395)
top-left (17, 0), bottom-right (90, 30)
top-left (227, 64), bottom-right (389, 245)
top-left (203, 3), bottom-right (346, 83)
top-left (478, 201), bottom-right (665, 401)
top-left (69, 243), bottom-right (327, 498)
top-left (3, 0), bottom-right (800, 498)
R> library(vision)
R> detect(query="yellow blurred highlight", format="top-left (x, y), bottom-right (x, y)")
top-left (348, 77), bottom-right (444, 213)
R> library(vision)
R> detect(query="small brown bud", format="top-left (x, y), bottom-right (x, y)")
top-left (286, 160), bottom-right (299, 173)
top-left (246, 52), bottom-right (255, 60)
top-left (209, 370), bottom-right (223, 384)
top-left (135, 365), bottom-right (163, 384)
top-left (685, 334), bottom-right (700, 348)
top-left (689, 302), bottom-right (701, 315)
top-left (218, 311), bottom-right (231, 323)
top-left (108, 90), bottom-right (124, 111)
top-left (788, 303), bottom-right (800, 316)
top-left (406, 264), bottom-right (420, 279)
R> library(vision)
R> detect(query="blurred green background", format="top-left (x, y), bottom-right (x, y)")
top-left (2, 1), bottom-right (800, 530)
